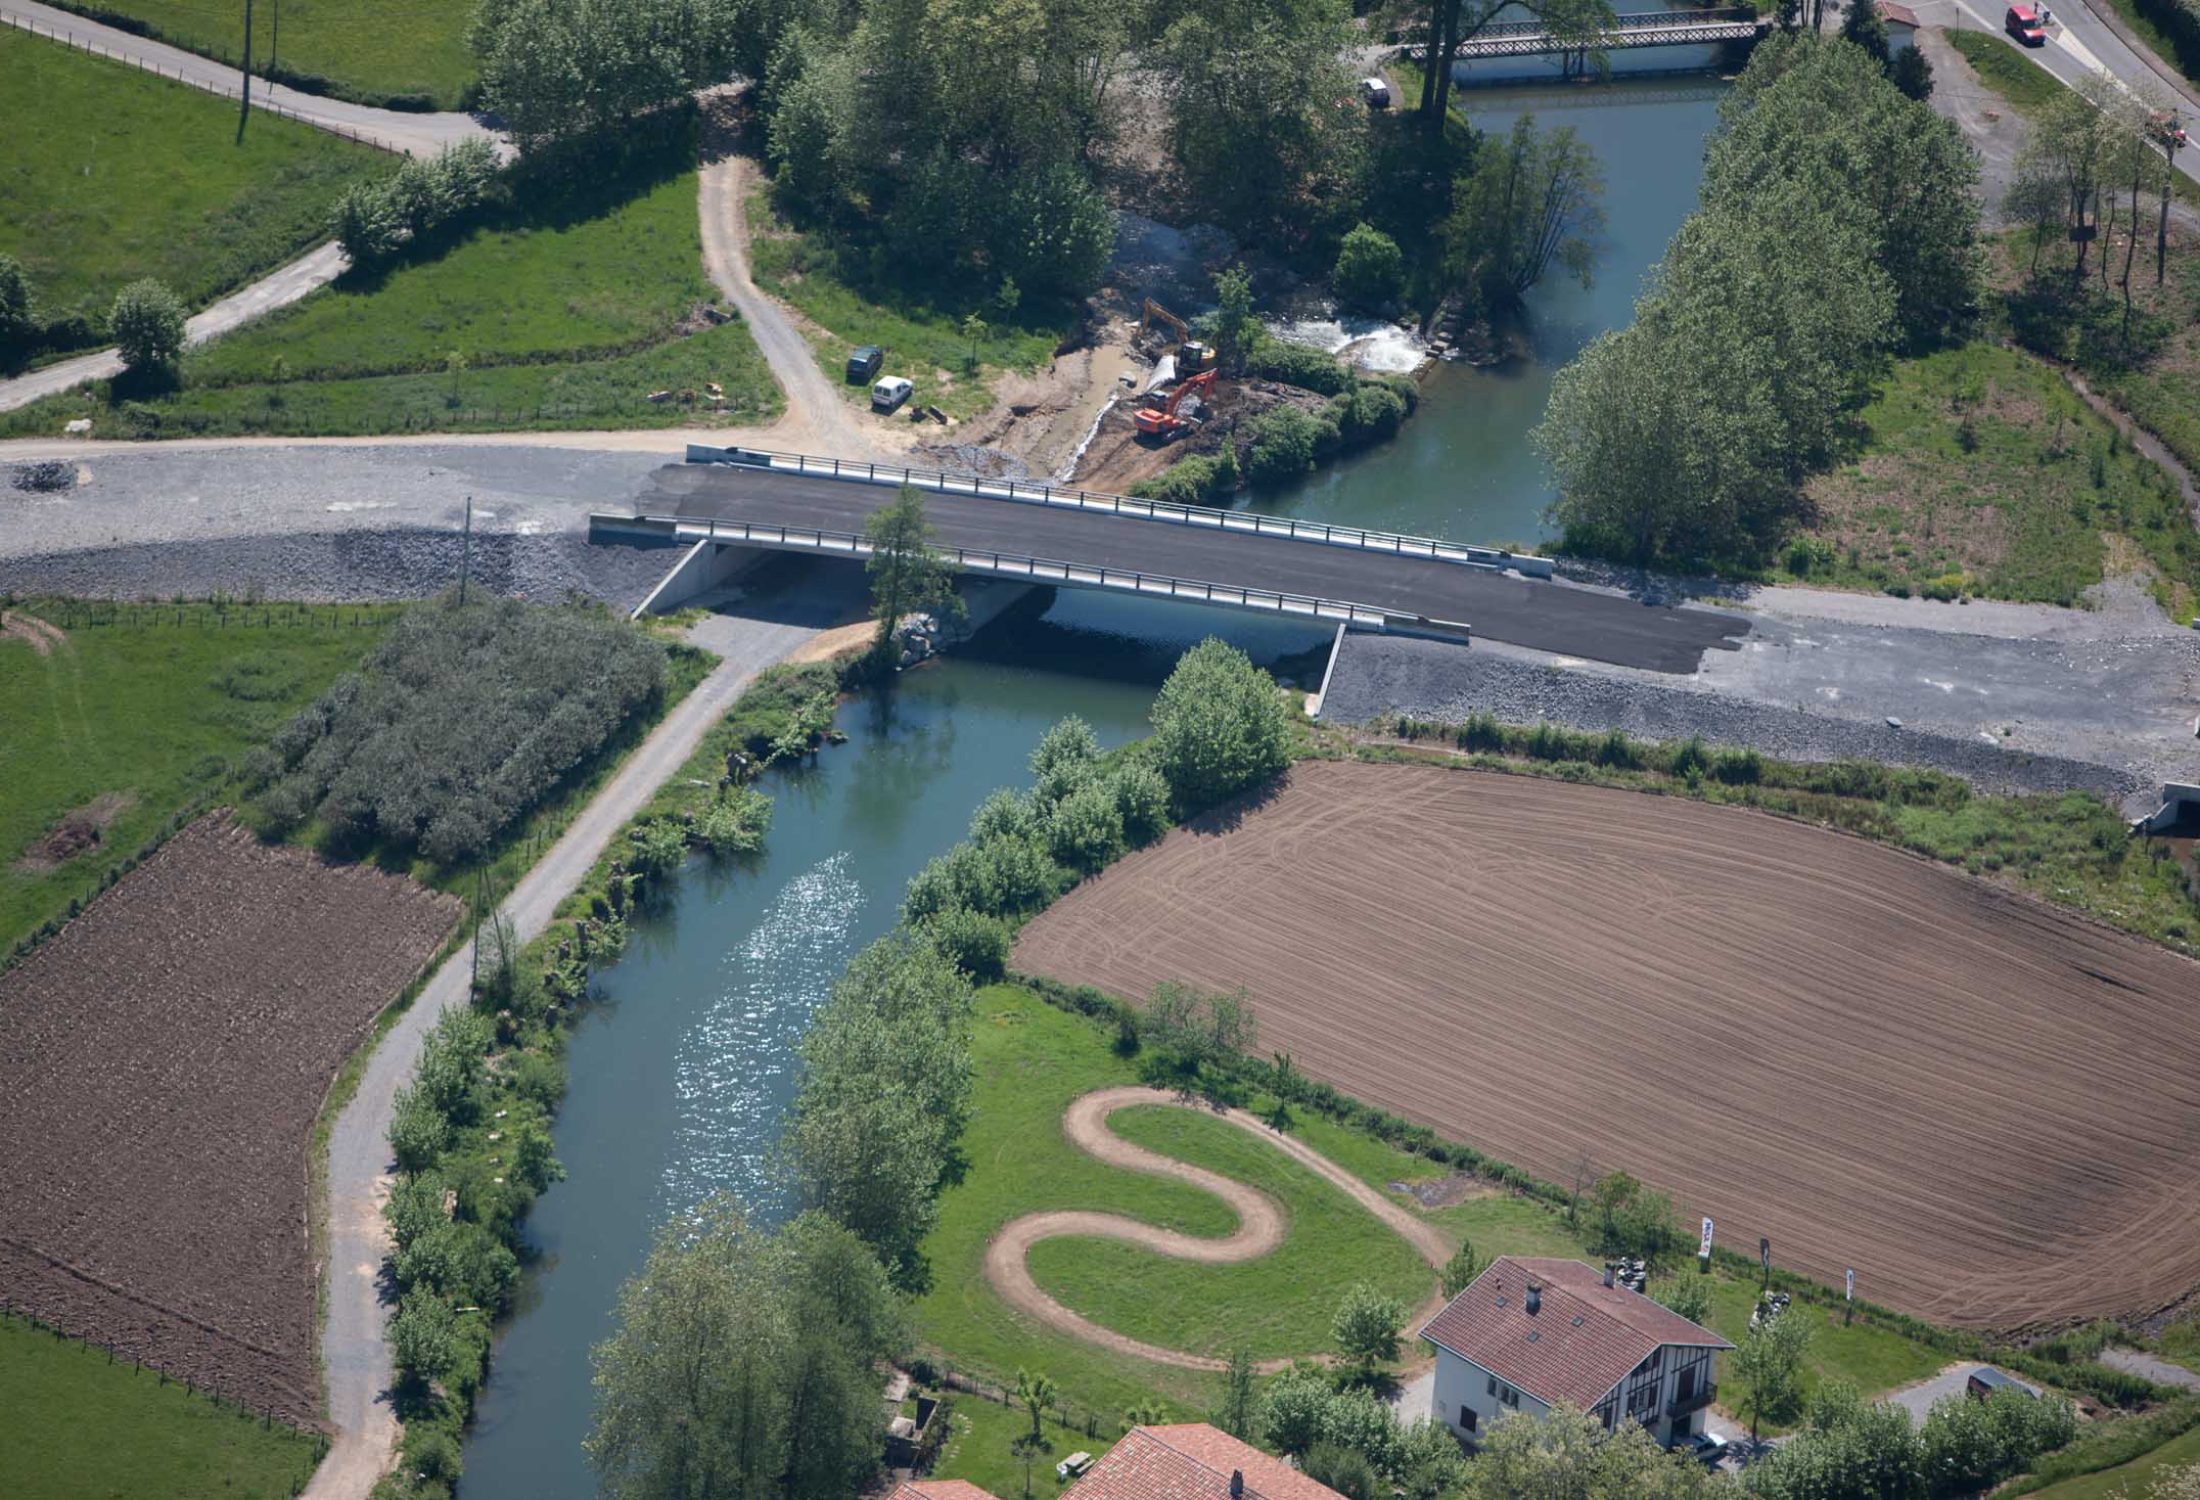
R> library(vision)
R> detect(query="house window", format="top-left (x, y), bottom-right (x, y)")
top-left (1487, 1376), bottom-right (1497, 1398)
top-left (1459, 1406), bottom-right (1478, 1433)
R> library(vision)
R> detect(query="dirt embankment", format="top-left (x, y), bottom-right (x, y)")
top-left (1015, 759), bottom-right (2200, 1332)
top-left (0, 816), bottom-right (459, 1425)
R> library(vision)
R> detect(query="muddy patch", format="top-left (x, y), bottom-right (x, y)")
top-left (1, 610), bottom-right (69, 657)
top-left (1390, 1172), bottom-right (1499, 1209)
top-left (14, 792), bottom-right (137, 873)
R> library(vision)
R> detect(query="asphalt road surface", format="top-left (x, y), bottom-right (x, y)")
top-left (637, 464), bottom-right (1754, 673)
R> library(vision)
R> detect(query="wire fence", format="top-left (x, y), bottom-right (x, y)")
top-left (1, 9), bottom-right (401, 153)
top-left (12, 596), bottom-right (394, 630)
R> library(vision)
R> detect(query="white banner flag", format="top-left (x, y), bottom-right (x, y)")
top-left (1698, 1217), bottom-right (1714, 1261)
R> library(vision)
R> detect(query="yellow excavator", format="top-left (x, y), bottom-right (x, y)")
top-left (1140, 298), bottom-right (1216, 375)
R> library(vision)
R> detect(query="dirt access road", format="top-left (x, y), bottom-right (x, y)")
top-left (1014, 760), bottom-right (2200, 1332)
top-left (981, 1086), bottom-right (1449, 1371)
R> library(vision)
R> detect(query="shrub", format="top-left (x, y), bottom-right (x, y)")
top-left (0, 254), bottom-right (32, 353)
top-left (626, 817), bottom-right (689, 879)
top-left (1918, 1385), bottom-right (2077, 1492)
top-left (1712, 747), bottom-right (1765, 785)
top-left (968, 787), bottom-right (1039, 843)
top-left (1047, 777), bottom-right (1127, 871)
top-left (390, 1084), bottom-right (452, 1173)
top-left (1030, 716), bottom-right (1102, 806)
top-left (693, 784), bottom-right (772, 855)
top-left (922, 904), bottom-right (1012, 979)
top-left (391, 1290), bottom-right (458, 1389)
top-left (1333, 222), bottom-right (1405, 309)
top-left (108, 279), bottom-right (186, 371)
top-left (1111, 763), bottom-right (1171, 845)
top-left (1246, 405), bottom-right (1340, 485)
top-left (1149, 638), bottom-right (1293, 811)
top-left (1329, 383), bottom-right (1409, 447)
top-left (1130, 448), bottom-right (1240, 505)
top-left (1245, 338), bottom-right (1356, 395)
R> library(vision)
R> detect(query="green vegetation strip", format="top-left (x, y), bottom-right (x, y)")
top-left (0, 1314), bottom-right (324, 1500)
top-left (0, 28), bottom-right (383, 343)
top-left (8, 149), bottom-right (781, 439)
top-left (36, 0), bottom-right (478, 109)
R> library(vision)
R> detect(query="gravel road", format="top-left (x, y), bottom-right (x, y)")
top-left (304, 595), bottom-right (838, 1500)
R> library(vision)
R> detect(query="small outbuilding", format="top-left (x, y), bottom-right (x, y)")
top-left (1880, 2), bottom-right (1920, 53)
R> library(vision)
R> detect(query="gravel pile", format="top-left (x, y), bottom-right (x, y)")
top-left (0, 529), bottom-right (682, 615)
top-left (1323, 633), bottom-right (2140, 801)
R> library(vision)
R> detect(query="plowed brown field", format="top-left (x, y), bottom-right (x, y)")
top-left (0, 817), bottom-right (458, 1423)
top-left (1013, 762), bottom-right (2200, 1330)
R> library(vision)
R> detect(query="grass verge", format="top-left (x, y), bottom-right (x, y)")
top-left (1781, 341), bottom-right (2195, 609)
top-left (0, 1313), bottom-right (325, 1500)
top-left (0, 28), bottom-right (384, 345)
top-left (0, 598), bottom-right (401, 961)
top-left (2009, 1400), bottom-right (2200, 1495)
top-left (745, 183), bottom-right (1066, 423)
top-left (6, 139), bottom-right (781, 439)
top-left (35, 0), bottom-right (476, 109)
top-left (2024, 1411), bottom-right (2200, 1496)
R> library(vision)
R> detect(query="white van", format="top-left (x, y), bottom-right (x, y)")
top-left (1359, 77), bottom-right (1392, 109)
top-left (871, 375), bottom-right (914, 412)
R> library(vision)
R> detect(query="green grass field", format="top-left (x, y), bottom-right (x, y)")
top-left (2029, 1423), bottom-right (2200, 1497)
top-left (746, 186), bottom-right (1065, 422)
top-left (40, 0), bottom-right (476, 107)
top-left (0, 28), bottom-right (384, 340)
top-left (6, 155), bottom-right (782, 438)
top-left (1785, 342), bottom-right (2195, 609)
top-left (1696, 1278), bottom-right (1943, 1433)
top-left (0, 599), bottom-right (397, 957)
top-left (930, 1391), bottom-right (1117, 1498)
top-left (0, 1316), bottom-right (324, 1500)
top-left (915, 986), bottom-right (1945, 1437)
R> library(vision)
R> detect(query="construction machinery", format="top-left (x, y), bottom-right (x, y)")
top-left (1139, 299), bottom-right (1216, 375)
top-left (1134, 368), bottom-right (1216, 441)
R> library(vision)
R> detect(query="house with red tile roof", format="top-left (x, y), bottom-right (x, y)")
top-left (898, 1423), bottom-right (1348, 1500)
top-left (1880, 1), bottom-right (1921, 52)
top-left (1418, 1256), bottom-right (1733, 1450)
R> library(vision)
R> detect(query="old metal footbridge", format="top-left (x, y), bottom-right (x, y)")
top-left (1418, 8), bottom-right (1766, 76)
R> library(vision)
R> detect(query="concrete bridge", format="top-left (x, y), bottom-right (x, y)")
top-left (591, 449), bottom-right (1749, 674)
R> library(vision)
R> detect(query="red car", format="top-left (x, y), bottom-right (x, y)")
top-left (2151, 111), bottom-right (2191, 149)
top-left (2005, 4), bottom-right (2046, 45)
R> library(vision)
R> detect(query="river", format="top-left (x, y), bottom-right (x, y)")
top-left (1259, 68), bottom-right (1729, 547)
top-left (457, 595), bottom-right (1330, 1498)
top-left (460, 62), bottom-right (1723, 1498)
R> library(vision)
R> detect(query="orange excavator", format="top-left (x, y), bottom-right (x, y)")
top-left (1134, 368), bottom-right (1217, 441)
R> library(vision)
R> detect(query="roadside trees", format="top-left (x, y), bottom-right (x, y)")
top-left (470, 0), bottom-right (740, 156)
top-left (109, 278), bottom-right (186, 374)
top-left (863, 485), bottom-right (962, 669)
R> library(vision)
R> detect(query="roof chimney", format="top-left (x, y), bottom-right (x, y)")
top-left (1525, 1280), bottom-right (1542, 1316)
top-left (1231, 1470), bottom-right (1245, 1499)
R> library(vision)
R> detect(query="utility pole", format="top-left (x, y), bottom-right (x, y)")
top-left (459, 496), bottom-right (473, 605)
top-left (269, 0), bottom-right (279, 80)
top-left (237, 0), bottom-right (253, 143)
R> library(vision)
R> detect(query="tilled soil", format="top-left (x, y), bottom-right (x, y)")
top-left (0, 817), bottom-right (458, 1424)
top-left (1013, 761), bottom-right (2200, 1330)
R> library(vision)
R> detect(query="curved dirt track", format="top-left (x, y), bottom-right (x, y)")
top-left (1014, 761), bottom-right (2200, 1331)
top-left (982, 1087), bottom-right (1448, 1371)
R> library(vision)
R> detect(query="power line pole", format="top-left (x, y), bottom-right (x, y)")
top-left (237, 0), bottom-right (253, 143)
top-left (459, 496), bottom-right (473, 605)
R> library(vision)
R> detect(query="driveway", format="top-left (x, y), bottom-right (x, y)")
top-left (1885, 1362), bottom-right (2039, 1425)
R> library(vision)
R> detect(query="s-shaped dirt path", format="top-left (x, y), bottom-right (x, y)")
top-left (981, 1086), bottom-right (1452, 1372)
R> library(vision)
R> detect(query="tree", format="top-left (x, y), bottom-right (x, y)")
top-left (1334, 223), bottom-right (1405, 310)
top-left (1840, 0), bottom-right (1889, 62)
top-left (1260, 1370), bottom-right (1337, 1457)
top-left (0, 254), bottom-right (33, 352)
top-left (1413, 0), bottom-right (1617, 132)
top-left (1333, 1282), bottom-right (1407, 1372)
top-left (109, 279), bottom-right (186, 372)
top-left (470, 0), bottom-right (742, 155)
top-left (1652, 1275), bottom-right (1712, 1326)
top-left (1014, 1367), bottom-right (1058, 1447)
top-left (1440, 1239), bottom-right (1483, 1299)
top-left (1587, 1171), bottom-right (1686, 1266)
top-left (1029, 716), bottom-right (1101, 806)
top-left (587, 1198), bottom-right (904, 1500)
top-left (1889, 43), bottom-right (1933, 101)
top-left (1464, 1403), bottom-right (1719, 1497)
top-left (862, 485), bottom-right (961, 665)
top-left (1140, 981), bottom-right (1257, 1085)
top-left (1148, 638), bottom-right (1292, 812)
top-left (1305, 1443), bottom-right (1379, 1499)
top-left (1210, 265), bottom-right (1260, 377)
top-left (1734, 1306), bottom-right (1815, 1439)
top-left (961, 311), bottom-right (989, 369)
top-left (1215, 1347), bottom-right (1259, 1438)
top-left (390, 1291), bottom-right (457, 1393)
top-left (1444, 114), bottom-right (1606, 313)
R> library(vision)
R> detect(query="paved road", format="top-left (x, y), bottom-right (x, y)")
top-left (0, 243), bottom-right (349, 416)
top-left (1886, 1362), bottom-right (2039, 1424)
top-left (638, 463), bottom-right (1754, 672)
top-left (2102, 1346), bottom-right (2200, 1391)
top-left (302, 600), bottom-right (834, 1500)
top-left (3, 0), bottom-right (492, 155)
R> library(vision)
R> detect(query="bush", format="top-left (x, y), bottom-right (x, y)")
top-left (1149, 637), bottom-right (1293, 812)
top-left (1333, 222), bottom-right (1405, 310)
top-left (968, 787), bottom-right (1039, 843)
top-left (332, 140), bottom-right (502, 268)
top-left (391, 1290), bottom-right (458, 1389)
top-left (1047, 777), bottom-right (1127, 871)
top-left (693, 784), bottom-right (772, 855)
top-left (1246, 404), bottom-right (1339, 485)
top-left (1245, 337), bottom-right (1356, 395)
top-left (108, 278), bottom-right (186, 371)
top-left (921, 904), bottom-right (1012, 980)
top-left (1918, 1386), bottom-right (2078, 1494)
top-left (1030, 716), bottom-right (1102, 806)
top-left (0, 254), bottom-right (32, 353)
top-left (1329, 382), bottom-right (1409, 447)
top-left (1111, 763), bottom-right (1171, 845)
top-left (1130, 448), bottom-right (1240, 505)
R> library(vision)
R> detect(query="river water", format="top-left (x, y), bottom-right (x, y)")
top-left (457, 596), bottom-right (1330, 1498)
top-left (460, 65), bottom-right (1723, 1499)
top-left (1259, 69), bottom-right (1728, 547)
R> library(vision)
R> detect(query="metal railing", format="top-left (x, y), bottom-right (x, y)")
top-left (656, 513), bottom-right (1473, 638)
top-left (1416, 8), bottom-right (1761, 57)
top-left (682, 444), bottom-right (1555, 578)
top-left (1, 10), bottom-right (402, 153)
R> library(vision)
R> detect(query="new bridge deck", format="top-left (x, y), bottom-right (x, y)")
top-left (625, 463), bottom-right (1750, 674)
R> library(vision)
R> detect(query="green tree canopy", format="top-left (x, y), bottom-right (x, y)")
top-left (1149, 637), bottom-right (1292, 812)
top-left (863, 485), bottom-right (962, 665)
top-left (109, 278), bottom-right (186, 372)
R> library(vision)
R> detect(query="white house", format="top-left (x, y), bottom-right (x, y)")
top-left (1420, 1256), bottom-right (1734, 1449)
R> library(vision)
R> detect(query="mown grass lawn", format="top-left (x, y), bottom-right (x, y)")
top-left (5, 153), bottom-right (782, 439)
top-left (1785, 342), bottom-right (2196, 612)
top-left (41, 0), bottom-right (476, 107)
top-left (2029, 1422), bottom-right (2200, 1497)
top-left (746, 185), bottom-right (1065, 423)
top-left (929, 1389), bottom-right (1117, 1499)
top-left (1696, 1278), bottom-right (1945, 1435)
top-left (0, 1315), bottom-right (324, 1500)
top-left (0, 599), bottom-right (398, 958)
top-left (0, 29), bottom-right (384, 342)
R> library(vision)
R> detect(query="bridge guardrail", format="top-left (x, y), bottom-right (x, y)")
top-left (681, 443), bottom-right (1555, 579)
top-left (651, 514), bottom-right (1471, 640)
